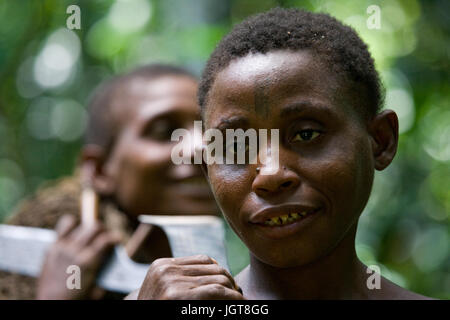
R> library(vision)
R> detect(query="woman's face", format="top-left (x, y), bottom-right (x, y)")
top-left (105, 75), bottom-right (218, 217)
top-left (204, 50), bottom-right (375, 268)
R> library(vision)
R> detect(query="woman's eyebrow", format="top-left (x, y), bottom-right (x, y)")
top-left (280, 101), bottom-right (332, 118)
top-left (214, 116), bottom-right (249, 130)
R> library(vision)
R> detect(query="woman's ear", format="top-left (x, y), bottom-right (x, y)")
top-left (80, 144), bottom-right (115, 196)
top-left (368, 109), bottom-right (399, 171)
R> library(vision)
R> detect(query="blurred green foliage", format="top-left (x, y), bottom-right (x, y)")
top-left (0, 0), bottom-right (448, 298)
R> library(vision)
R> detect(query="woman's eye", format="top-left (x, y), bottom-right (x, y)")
top-left (292, 129), bottom-right (321, 142)
top-left (225, 141), bottom-right (249, 155)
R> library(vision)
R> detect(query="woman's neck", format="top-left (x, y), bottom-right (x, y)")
top-left (238, 224), bottom-right (369, 299)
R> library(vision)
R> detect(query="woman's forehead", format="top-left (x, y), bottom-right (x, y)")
top-left (205, 49), bottom-right (351, 126)
top-left (215, 49), bottom-right (315, 83)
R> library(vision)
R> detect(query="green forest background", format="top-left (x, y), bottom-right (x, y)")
top-left (0, 0), bottom-right (448, 298)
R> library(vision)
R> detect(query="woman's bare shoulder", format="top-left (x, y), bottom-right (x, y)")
top-left (374, 276), bottom-right (436, 300)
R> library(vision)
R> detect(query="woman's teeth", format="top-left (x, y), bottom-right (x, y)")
top-left (263, 212), bottom-right (309, 226)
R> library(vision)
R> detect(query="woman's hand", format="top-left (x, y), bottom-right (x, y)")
top-left (36, 214), bottom-right (120, 299)
top-left (137, 255), bottom-right (244, 300)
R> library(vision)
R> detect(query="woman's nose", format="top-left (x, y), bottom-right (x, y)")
top-left (252, 165), bottom-right (300, 198)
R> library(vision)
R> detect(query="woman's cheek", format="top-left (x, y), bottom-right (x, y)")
top-left (314, 138), bottom-right (372, 219)
top-left (209, 165), bottom-right (250, 217)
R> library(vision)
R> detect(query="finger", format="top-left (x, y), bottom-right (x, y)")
top-left (210, 258), bottom-right (240, 292)
top-left (190, 284), bottom-right (244, 300)
top-left (166, 255), bottom-right (216, 266)
top-left (82, 232), bottom-right (120, 263)
top-left (179, 264), bottom-right (238, 290)
top-left (192, 275), bottom-right (235, 290)
top-left (69, 222), bottom-right (104, 248)
top-left (55, 214), bottom-right (77, 239)
top-left (75, 234), bottom-right (119, 272)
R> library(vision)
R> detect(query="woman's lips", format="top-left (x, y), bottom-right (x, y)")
top-left (248, 204), bottom-right (322, 239)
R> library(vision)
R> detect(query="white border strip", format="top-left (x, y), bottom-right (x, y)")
top-left (138, 215), bottom-right (223, 226)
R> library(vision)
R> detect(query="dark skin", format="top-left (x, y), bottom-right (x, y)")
top-left (37, 75), bottom-right (219, 299)
top-left (135, 50), bottom-right (430, 299)
top-left (99, 76), bottom-right (218, 218)
top-left (135, 255), bottom-right (243, 300)
top-left (254, 77), bottom-right (272, 119)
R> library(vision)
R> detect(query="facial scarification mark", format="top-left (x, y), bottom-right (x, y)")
top-left (254, 77), bottom-right (272, 119)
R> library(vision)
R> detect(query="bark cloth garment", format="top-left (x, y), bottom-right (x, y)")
top-left (0, 173), bottom-right (135, 299)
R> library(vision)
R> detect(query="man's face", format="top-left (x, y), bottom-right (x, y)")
top-left (204, 50), bottom-right (375, 267)
top-left (105, 75), bottom-right (218, 217)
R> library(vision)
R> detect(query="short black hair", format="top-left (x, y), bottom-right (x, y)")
top-left (84, 64), bottom-right (195, 154)
top-left (199, 8), bottom-right (383, 118)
